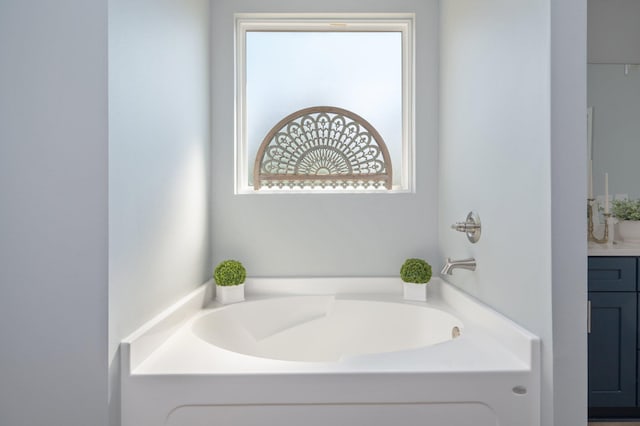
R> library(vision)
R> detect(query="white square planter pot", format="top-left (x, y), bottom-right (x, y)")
top-left (403, 282), bottom-right (427, 301)
top-left (216, 283), bottom-right (245, 304)
top-left (618, 220), bottom-right (640, 242)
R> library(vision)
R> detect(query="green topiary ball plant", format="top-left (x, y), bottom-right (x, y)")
top-left (214, 260), bottom-right (246, 286)
top-left (400, 258), bottom-right (432, 284)
top-left (612, 199), bottom-right (640, 221)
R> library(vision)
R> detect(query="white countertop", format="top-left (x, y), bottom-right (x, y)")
top-left (589, 241), bottom-right (640, 256)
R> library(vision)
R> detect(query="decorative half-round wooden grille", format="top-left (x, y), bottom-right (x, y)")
top-left (253, 106), bottom-right (393, 190)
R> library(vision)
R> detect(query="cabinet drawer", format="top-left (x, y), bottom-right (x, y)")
top-left (588, 257), bottom-right (637, 292)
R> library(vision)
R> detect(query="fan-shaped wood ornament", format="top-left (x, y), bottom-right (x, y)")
top-left (253, 106), bottom-right (393, 190)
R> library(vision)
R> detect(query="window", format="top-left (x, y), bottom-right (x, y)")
top-left (235, 14), bottom-right (414, 193)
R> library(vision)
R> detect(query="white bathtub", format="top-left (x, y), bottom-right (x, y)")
top-left (191, 296), bottom-right (463, 362)
top-left (121, 277), bottom-right (540, 426)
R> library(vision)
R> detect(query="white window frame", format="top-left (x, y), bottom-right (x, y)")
top-left (234, 13), bottom-right (415, 194)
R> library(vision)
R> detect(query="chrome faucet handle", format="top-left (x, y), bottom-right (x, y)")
top-left (451, 222), bottom-right (480, 232)
top-left (450, 211), bottom-right (481, 243)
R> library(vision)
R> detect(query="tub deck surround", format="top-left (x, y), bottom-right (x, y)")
top-left (121, 277), bottom-right (540, 426)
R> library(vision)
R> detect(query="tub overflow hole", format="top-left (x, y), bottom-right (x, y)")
top-left (451, 326), bottom-right (461, 339)
top-left (512, 386), bottom-right (527, 395)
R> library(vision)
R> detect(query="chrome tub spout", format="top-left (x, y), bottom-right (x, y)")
top-left (441, 258), bottom-right (476, 275)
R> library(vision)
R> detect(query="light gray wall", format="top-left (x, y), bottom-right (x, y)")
top-left (0, 1), bottom-right (109, 426)
top-left (439, 1), bottom-right (585, 425)
top-left (211, 0), bottom-right (439, 276)
top-left (439, 0), bottom-right (551, 331)
top-left (108, 0), bottom-right (211, 424)
top-left (588, 0), bottom-right (640, 63)
top-left (588, 64), bottom-right (640, 199)
top-left (551, 1), bottom-right (588, 425)
top-left (440, 2), bottom-right (588, 425)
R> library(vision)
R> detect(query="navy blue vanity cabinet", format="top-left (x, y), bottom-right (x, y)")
top-left (588, 256), bottom-right (637, 408)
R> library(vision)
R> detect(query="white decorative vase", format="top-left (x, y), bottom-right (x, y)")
top-left (618, 220), bottom-right (640, 243)
top-left (403, 282), bottom-right (427, 302)
top-left (216, 283), bottom-right (245, 304)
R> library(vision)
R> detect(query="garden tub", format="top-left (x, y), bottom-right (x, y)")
top-left (191, 296), bottom-right (463, 362)
top-left (121, 277), bottom-right (540, 426)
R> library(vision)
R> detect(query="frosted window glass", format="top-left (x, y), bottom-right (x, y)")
top-left (246, 32), bottom-right (403, 187)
